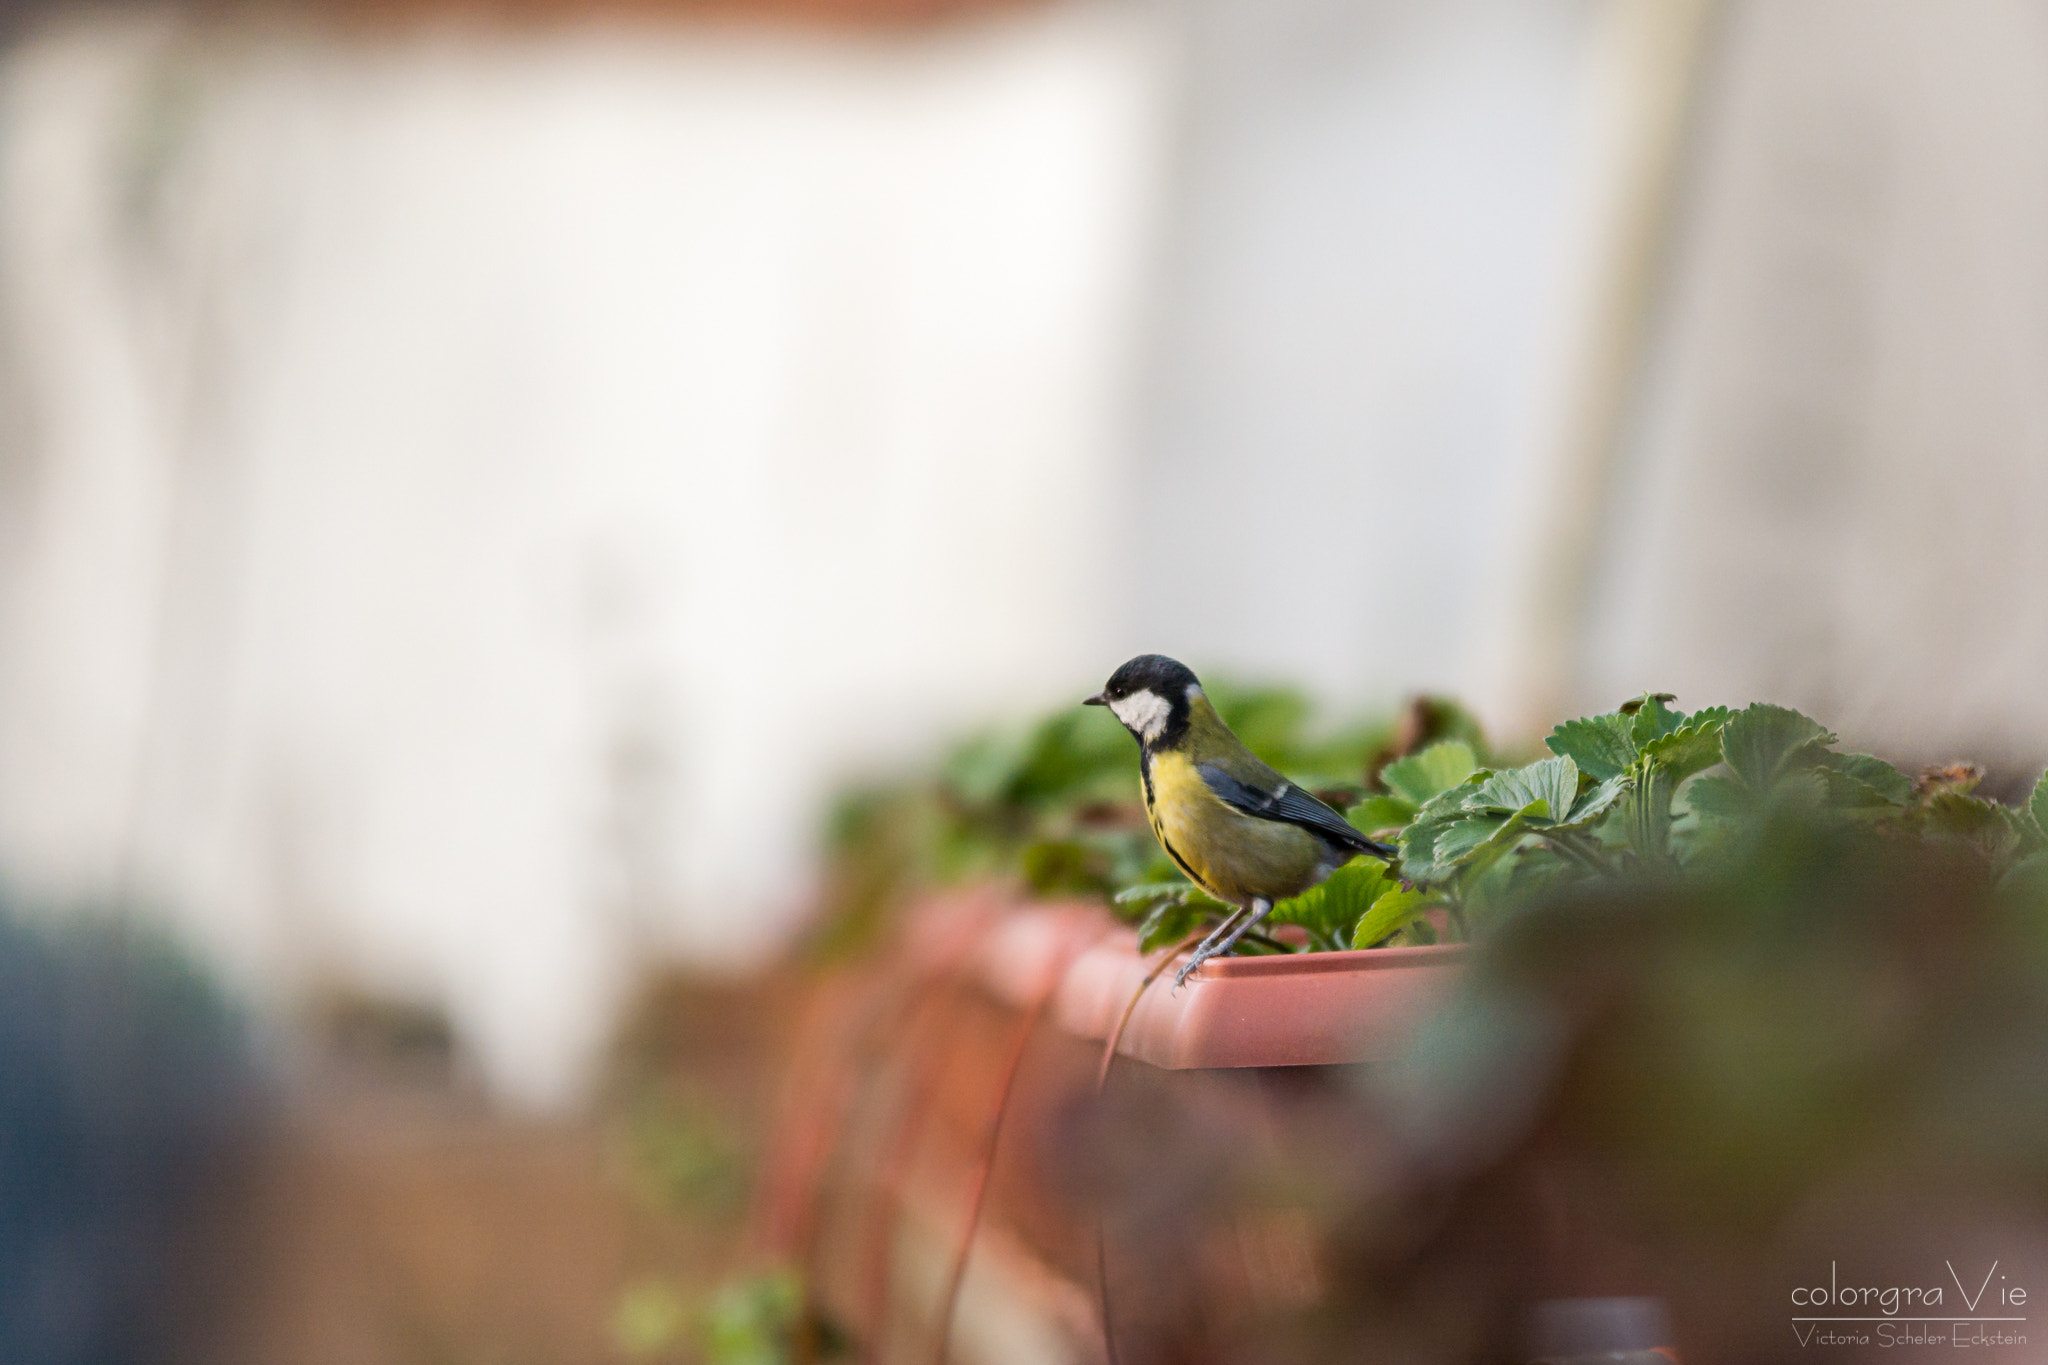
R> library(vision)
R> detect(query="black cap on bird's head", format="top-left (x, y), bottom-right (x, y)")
top-left (1084, 654), bottom-right (1202, 747)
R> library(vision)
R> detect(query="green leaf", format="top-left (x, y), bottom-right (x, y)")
top-left (1434, 813), bottom-right (1509, 864)
top-left (1639, 707), bottom-right (1733, 785)
top-left (1682, 773), bottom-right (1753, 819)
top-left (1397, 773), bottom-right (1493, 881)
top-left (1720, 703), bottom-right (1834, 789)
top-left (1817, 751), bottom-right (1911, 805)
top-left (1921, 792), bottom-right (2022, 857)
top-left (2031, 769), bottom-right (2048, 838)
top-left (1351, 886), bottom-right (1432, 948)
top-left (1114, 881), bottom-right (1193, 911)
top-left (1138, 899), bottom-right (1211, 953)
top-left (1552, 773), bottom-right (1628, 831)
top-left (1816, 768), bottom-right (1900, 810)
top-left (1381, 740), bottom-right (1478, 807)
top-left (1628, 694), bottom-right (1687, 748)
top-left (1546, 713), bottom-right (1638, 783)
top-left (1435, 804), bottom-right (1536, 875)
top-left (1271, 858), bottom-right (1393, 943)
top-left (1464, 755), bottom-right (1579, 821)
top-left (1345, 793), bottom-right (1415, 834)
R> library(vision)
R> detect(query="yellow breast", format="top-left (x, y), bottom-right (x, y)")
top-left (1144, 749), bottom-right (1331, 906)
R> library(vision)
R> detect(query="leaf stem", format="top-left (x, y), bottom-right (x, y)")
top-left (1541, 829), bottom-right (1607, 874)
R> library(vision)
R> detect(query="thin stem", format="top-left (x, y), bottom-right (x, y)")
top-left (1541, 829), bottom-right (1606, 874)
top-left (1094, 934), bottom-right (1200, 1365)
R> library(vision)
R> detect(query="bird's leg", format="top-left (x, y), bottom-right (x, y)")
top-left (1178, 904), bottom-right (1250, 974)
top-left (1174, 898), bottom-right (1271, 989)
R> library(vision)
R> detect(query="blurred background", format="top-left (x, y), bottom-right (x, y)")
top-left (6, 0), bottom-right (2048, 1359)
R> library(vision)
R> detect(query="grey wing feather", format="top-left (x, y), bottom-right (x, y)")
top-left (1197, 762), bottom-right (1395, 858)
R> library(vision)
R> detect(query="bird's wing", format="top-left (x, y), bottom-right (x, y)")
top-left (1197, 761), bottom-right (1394, 857)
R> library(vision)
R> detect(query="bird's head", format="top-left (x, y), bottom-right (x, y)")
top-left (1085, 654), bottom-right (1202, 748)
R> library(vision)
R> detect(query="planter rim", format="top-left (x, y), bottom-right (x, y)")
top-left (1188, 940), bottom-right (1468, 978)
top-left (902, 906), bottom-right (1475, 1071)
top-left (908, 892), bottom-right (1473, 1069)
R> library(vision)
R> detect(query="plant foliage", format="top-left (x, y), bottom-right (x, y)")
top-left (817, 677), bottom-right (2048, 966)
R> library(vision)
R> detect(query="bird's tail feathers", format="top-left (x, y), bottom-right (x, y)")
top-left (1346, 830), bottom-right (1398, 860)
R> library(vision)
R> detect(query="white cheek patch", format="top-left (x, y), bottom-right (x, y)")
top-left (1109, 688), bottom-right (1172, 742)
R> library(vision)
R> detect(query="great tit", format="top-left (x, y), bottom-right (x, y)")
top-left (1086, 654), bottom-right (1395, 985)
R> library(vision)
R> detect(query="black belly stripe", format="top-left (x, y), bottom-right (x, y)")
top-left (1141, 757), bottom-right (1214, 896)
top-left (1159, 833), bottom-right (1202, 887)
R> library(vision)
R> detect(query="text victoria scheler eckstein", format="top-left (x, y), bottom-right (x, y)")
top-left (1792, 1260), bottom-right (2027, 1349)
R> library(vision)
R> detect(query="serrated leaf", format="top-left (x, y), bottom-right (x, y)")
top-left (1351, 886), bottom-right (1432, 948)
top-left (1639, 707), bottom-right (1734, 785)
top-left (1551, 773), bottom-right (1628, 831)
top-left (1923, 791), bottom-right (2003, 834)
top-left (1721, 703), bottom-right (1834, 789)
top-left (1113, 881), bottom-right (1191, 908)
top-left (1464, 755), bottom-right (1579, 821)
top-left (1381, 740), bottom-right (1478, 807)
top-left (1818, 751), bottom-right (1911, 805)
top-left (1345, 794), bottom-right (1415, 834)
top-left (1546, 714), bottom-right (1637, 782)
top-left (1629, 694), bottom-right (1687, 747)
top-left (1435, 805), bottom-right (1536, 876)
top-left (1920, 793), bottom-right (2022, 860)
top-left (1817, 767), bottom-right (1901, 810)
top-left (1270, 858), bottom-right (1393, 940)
top-left (1397, 772), bottom-right (1493, 882)
top-left (1682, 773), bottom-right (1753, 819)
top-left (1434, 813), bottom-right (1509, 864)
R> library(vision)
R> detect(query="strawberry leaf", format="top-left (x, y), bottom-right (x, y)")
top-left (1720, 704), bottom-right (1834, 789)
top-left (1465, 755), bottom-right (1579, 821)
top-left (1546, 713), bottom-right (1637, 782)
top-left (1381, 740), bottom-right (1479, 807)
top-left (1350, 885), bottom-right (1433, 948)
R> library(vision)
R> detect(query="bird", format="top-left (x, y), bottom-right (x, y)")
top-left (1085, 654), bottom-right (1395, 986)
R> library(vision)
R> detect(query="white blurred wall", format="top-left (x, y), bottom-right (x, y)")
top-left (0, 5), bottom-right (1165, 1105)
top-left (1132, 0), bottom-right (1605, 706)
top-left (1576, 0), bottom-right (2048, 776)
top-left (8, 0), bottom-right (1936, 1106)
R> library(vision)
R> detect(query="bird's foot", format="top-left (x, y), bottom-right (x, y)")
top-left (1172, 898), bottom-right (1273, 991)
top-left (1172, 948), bottom-right (1217, 991)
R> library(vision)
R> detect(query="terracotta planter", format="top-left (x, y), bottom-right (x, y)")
top-left (758, 892), bottom-right (1499, 1365)
top-left (1051, 929), bottom-right (1467, 1070)
top-left (923, 893), bottom-right (1469, 1068)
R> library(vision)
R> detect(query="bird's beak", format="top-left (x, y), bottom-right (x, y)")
top-left (1083, 692), bottom-right (1108, 707)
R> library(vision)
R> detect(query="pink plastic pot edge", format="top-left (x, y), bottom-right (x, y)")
top-left (1116, 940), bottom-right (1468, 1069)
top-left (913, 894), bottom-right (1471, 1070)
